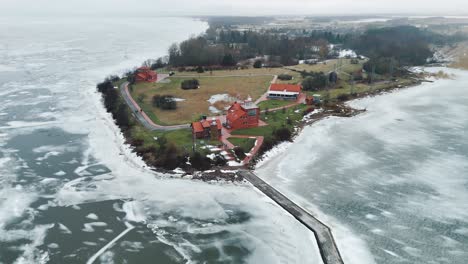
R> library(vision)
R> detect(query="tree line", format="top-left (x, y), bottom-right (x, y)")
top-left (97, 79), bottom-right (226, 171)
top-left (167, 29), bottom-right (340, 67)
top-left (345, 26), bottom-right (435, 75)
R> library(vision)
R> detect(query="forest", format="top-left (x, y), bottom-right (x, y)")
top-left (165, 25), bottom-right (445, 75)
top-left (167, 28), bottom-right (342, 67)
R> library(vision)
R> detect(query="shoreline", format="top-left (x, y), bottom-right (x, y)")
top-left (124, 74), bottom-right (427, 181)
top-left (103, 58), bottom-right (455, 182)
top-left (170, 75), bottom-right (427, 179)
top-left (250, 65), bottom-right (468, 264)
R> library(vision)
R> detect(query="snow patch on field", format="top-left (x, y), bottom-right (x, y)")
top-left (339, 49), bottom-right (357, 58)
top-left (208, 106), bottom-right (221, 114)
top-left (207, 94), bottom-right (235, 104)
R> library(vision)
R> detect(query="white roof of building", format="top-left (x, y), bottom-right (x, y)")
top-left (268, 90), bottom-right (299, 96)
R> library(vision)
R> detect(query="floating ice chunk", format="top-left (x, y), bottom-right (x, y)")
top-left (365, 214), bottom-right (377, 220)
top-left (382, 249), bottom-right (399, 257)
top-left (36, 151), bottom-right (61, 161)
top-left (122, 201), bottom-right (146, 223)
top-left (48, 243), bottom-right (59, 249)
top-left (86, 213), bottom-right (99, 220)
top-left (82, 222), bottom-right (107, 232)
top-left (54, 171), bottom-right (66, 176)
top-left (58, 223), bottom-right (72, 234)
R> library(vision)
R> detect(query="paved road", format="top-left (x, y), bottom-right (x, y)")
top-left (119, 81), bottom-right (190, 131)
top-left (239, 170), bottom-right (345, 264)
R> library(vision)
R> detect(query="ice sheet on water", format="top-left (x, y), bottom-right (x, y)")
top-left (256, 67), bottom-right (468, 264)
top-left (0, 16), bottom-right (324, 264)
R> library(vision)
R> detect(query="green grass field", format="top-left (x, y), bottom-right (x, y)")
top-left (231, 104), bottom-right (308, 138)
top-left (131, 75), bottom-right (273, 125)
top-left (308, 77), bottom-right (416, 100)
top-left (228, 137), bottom-right (257, 152)
top-left (257, 99), bottom-right (296, 110)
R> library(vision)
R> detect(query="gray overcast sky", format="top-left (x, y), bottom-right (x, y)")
top-left (1, 0), bottom-right (468, 16)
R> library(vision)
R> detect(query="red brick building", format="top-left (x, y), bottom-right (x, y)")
top-left (135, 67), bottom-right (158, 83)
top-left (191, 118), bottom-right (222, 139)
top-left (225, 102), bottom-right (260, 130)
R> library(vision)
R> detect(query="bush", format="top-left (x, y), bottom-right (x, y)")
top-left (213, 155), bottom-right (227, 166)
top-left (301, 72), bottom-right (327, 91)
top-left (265, 61), bottom-right (283, 68)
top-left (221, 54), bottom-right (237, 66)
top-left (150, 58), bottom-right (166, 70)
top-left (253, 60), bottom-right (263, 68)
top-left (126, 75), bottom-right (136, 85)
top-left (137, 94), bottom-right (147, 103)
top-left (190, 151), bottom-right (212, 170)
top-left (152, 95), bottom-right (177, 110)
top-left (233, 147), bottom-right (246, 160)
top-left (259, 137), bottom-right (275, 154)
top-left (181, 79), bottom-right (200, 90)
top-left (337, 94), bottom-right (350, 101)
top-left (196, 66), bottom-right (204, 73)
top-left (278, 74), bottom-right (293, 81)
top-left (154, 143), bottom-right (182, 170)
top-left (303, 107), bottom-right (315, 115)
top-left (273, 127), bottom-right (292, 142)
top-left (105, 75), bottom-right (120, 82)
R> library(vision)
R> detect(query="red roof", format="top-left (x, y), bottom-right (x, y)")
top-left (135, 67), bottom-right (157, 82)
top-left (227, 102), bottom-right (247, 122)
top-left (137, 66), bottom-right (151, 71)
top-left (229, 102), bottom-right (243, 111)
top-left (191, 122), bottom-right (204, 133)
top-left (269, 84), bottom-right (301, 93)
top-left (192, 119), bottom-right (222, 133)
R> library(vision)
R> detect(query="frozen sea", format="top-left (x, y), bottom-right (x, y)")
top-left (0, 17), bottom-right (322, 263)
top-left (257, 68), bottom-right (468, 264)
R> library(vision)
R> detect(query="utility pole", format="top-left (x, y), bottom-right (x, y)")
top-left (192, 132), bottom-right (196, 153)
top-left (325, 77), bottom-right (330, 103)
top-left (389, 59), bottom-right (395, 80)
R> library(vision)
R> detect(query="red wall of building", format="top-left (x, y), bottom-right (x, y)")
top-left (227, 109), bottom-right (259, 130)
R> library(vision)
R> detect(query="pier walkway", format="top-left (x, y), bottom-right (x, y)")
top-left (239, 170), bottom-right (344, 264)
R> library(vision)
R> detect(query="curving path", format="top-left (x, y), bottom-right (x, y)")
top-left (119, 81), bottom-right (190, 131)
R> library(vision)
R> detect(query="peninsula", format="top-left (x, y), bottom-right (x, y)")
top-left (96, 16), bottom-right (467, 264)
top-left (98, 17), bottom-right (461, 175)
